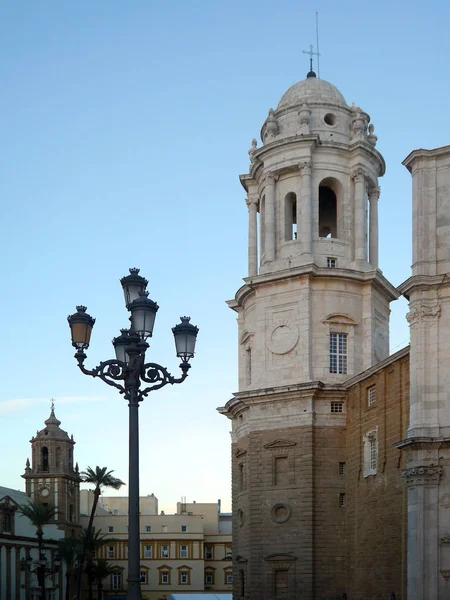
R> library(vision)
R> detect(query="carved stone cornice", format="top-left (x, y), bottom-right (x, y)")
top-left (406, 302), bottom-right (441, 326)
top-left (403, 465), bottom-right (443, 486)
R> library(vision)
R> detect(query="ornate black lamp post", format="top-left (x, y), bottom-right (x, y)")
top-left (68, 268), bottom-right (198, 600)
top-left (21, 550), bottom-right (61, 600)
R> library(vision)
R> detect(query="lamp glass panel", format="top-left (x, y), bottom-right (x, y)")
top-left (71, 322), bottom-right (92, 347)
top-left (123, 283), bottom-right (144, 306)
top-left (131, 308), bottom-right (156, 338)
top-left (174, 331), bottom-right (196, 358)
top-left (114, 343), bottom-right (128, 364)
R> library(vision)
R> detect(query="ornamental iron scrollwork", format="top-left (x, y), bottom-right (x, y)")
top-left (75, 349), bottom-right (190, 402)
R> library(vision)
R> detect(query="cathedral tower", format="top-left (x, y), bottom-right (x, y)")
top-left (398, 146), bottom-right (450, 600)
top-left (22, 405), bottom-right (80, 534)
top-left (219, 72), bottom-right (398, 600)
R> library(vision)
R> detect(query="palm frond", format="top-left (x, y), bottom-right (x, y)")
top-left (19, 499), bottom-right (57, 528)
top-left (80, 465), bottom-right (125, 492)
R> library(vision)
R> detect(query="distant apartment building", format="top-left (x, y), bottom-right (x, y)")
top-left (80, 491), bottom-right (232, 599)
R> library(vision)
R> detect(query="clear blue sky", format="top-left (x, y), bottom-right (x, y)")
top-left (1, 0), bottom-right (448, 513)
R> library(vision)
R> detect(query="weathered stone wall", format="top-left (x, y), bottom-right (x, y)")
top-left (313, 424), bottom-right (347, 599)
top-left (345, 350), bottom-right (409, 599)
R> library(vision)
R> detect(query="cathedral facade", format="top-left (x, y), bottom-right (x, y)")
top-left (219, 71), bottom-right (450, 599)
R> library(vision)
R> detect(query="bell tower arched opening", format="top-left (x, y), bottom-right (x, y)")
top-left (319, 186), bottom-right (336, 238)
top-left (284, 192), bottom-right (297, 241)
top-left (41, 446), bottom-right (49, 472)
top-left (318, 178), bottom-right (343, 239)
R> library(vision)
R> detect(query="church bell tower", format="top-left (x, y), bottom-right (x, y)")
top-left (219, 71), bottom-right (398, 600)
top-left (22, 404), bottom-right (81, 534)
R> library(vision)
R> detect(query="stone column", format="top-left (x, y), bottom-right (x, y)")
top-left (369, 186), bottom-right (379, 268)
top-left (404, 464), bottom-right (442, 600)
top-left (352, 168), bottom-right (367, 262)
top-left (299, 161), bottom-right (313, 258)
top-left (264, 173), bottom-right (276, 262)
top-left (246, 194), bottom-right (259, 277)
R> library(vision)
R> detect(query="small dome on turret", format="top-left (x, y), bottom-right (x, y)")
top-left (277, 75), bottom-right (347, 110)
top-left (36, 407), bottom-right (70, 440)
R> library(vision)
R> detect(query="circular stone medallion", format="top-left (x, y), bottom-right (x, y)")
top-left (271, 503), bottom-right (291, 524)
top-left (267, 321), bottom-right (299, 355)
top-left (40, 487), bottom-right (50, 498)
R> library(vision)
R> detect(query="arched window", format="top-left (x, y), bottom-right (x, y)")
top-left (55, 447), bottom-right (61, 468)
top-left (3, 512), bottom-right (12, 533)
top-left (42, 447), bottom-right (49, 472)
top-left (319, 186), bottom-right (337, 238)
top-left (284, 193), bottom-right (297, 241)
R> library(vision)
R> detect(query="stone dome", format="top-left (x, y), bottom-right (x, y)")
top-left (35, 408), bottom-right (70, 440)
top-left (277, 75), bottom-right (347, 110)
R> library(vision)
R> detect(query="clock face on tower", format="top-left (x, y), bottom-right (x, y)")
top-left (39, 487), bottom-right (50, 498)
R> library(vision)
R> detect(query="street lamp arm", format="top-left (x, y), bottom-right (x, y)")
top-left (138, 361), bottom-right (191, 398)
top-left (74, 351), bottom-right (127, 395)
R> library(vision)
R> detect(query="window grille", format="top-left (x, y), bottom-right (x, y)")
top-left (329, 332), bottom-right (348, 374)
top-left (327, 257), bottom-right (337, 268)
top-left (368, 386), bottom-right (377, 407)
top-left (331, 402), bottom-right (343, 413)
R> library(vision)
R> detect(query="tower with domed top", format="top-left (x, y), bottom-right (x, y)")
top-left (219, 69), bottom-right (399, 600)
top-left (22, 402), bottom-right (80, 533)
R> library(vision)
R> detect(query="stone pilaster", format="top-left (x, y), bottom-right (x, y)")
top-left (264, 173), bottom-right (276, 262)
top-left (369, 186), bottom-right (380, 269)
top-left (246, 194), bottom-right (259, 277)
top-left (352, 167), bottom-right (368, 263)
top-left (299, 161), bottom-right (312, 259)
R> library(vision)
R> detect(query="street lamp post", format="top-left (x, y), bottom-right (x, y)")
top-left (22, 549), bottom-right (61, 600)
top-left (67, 268), bottom-right (198, 600)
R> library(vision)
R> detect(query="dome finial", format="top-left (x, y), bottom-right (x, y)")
top-left (302, 43), bottom-right (320, 80)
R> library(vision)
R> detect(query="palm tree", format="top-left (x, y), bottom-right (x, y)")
top-left (76, 467), bottom-right (124, 600)
top-left (19, 500), bottom-right (58, 600)
top-left (19, 499), bottom-right (58, 547)
top-left (91, 559), bottom-right (117, 600)
top-left (57, 536), bottom-right (82, 600)
top-left (79, 529), bottom-right (118, 600)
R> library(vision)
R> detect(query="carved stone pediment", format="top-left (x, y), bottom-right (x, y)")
top-left (0, 496), bottom-right (19, 512)
top-left (264, 553), bottom-right (296, 569)
top-left (322, 313), bottom-right (357, 326)
top-left (264, 440), bottom-right (297, 449)
top-left (235, 448), bottom-right (247, 458)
